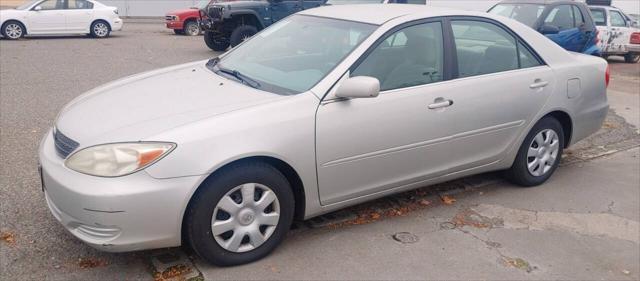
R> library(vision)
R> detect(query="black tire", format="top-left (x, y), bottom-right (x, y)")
top-left (204, 31), bottom-right (230, 51)
top-left (174, 29), bottom-right (185, 35)
top-left (229, 25), bottom-right (257, 47)
top-left (90, 20), bottom-right (111, 38)
top-left (624, 53), bottom-right (640, 63)
top-left (185, 161), bottom-right (295, 266)
top-left (1, 20), bottom-right (26, 40)
top-left (505, 117), bottom-right (565, 187)
top-left (184, 20), bottom-right (200, 36)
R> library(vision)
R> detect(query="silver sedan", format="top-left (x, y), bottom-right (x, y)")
top-left (39, 5), bottom-right (609, 266)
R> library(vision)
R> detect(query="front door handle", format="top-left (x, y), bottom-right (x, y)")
top-left (529, 80), bottom-right (549, 89)
top-left (428, 99), bottom-right (453, 109)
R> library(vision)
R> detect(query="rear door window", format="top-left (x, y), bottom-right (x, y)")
top-left (572, 5), bottom-right (585, 27)
top-left (451, 20), bottom-right (542, 78)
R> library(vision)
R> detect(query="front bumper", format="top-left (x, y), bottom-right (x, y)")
top-left (38, 129), bottom-right (201, 252)
top-left (166, 21), bottom-right (184, 30)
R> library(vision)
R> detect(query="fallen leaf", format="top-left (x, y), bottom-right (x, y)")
top-left (370, 212), bottom-right (381, 220)
top-left (0, 231), bottom-right (16, 245)
top-left (78, 257), bottom-right (108, 269)
top-left (419, 199), bottom-right (431, 206)
top-left (153, 264), bottom-right (191, 281)
top-left (441, 195), bottom-right (456, 205)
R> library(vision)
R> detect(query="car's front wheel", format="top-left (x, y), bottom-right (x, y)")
top-left (185, 161), bottom-right (294, 266)
top-left (1, 21), bottom-right (25, 40)
top-left (204, 31), bottom-right (230, 51)
top-left (624, 53), bottom-right (640, 63)
top-left (90, 20), bottom-right (111, 38)
top-left (505, 117), bottom-right (564, 187)
top-left (184, 20), bottom-right (200, 36)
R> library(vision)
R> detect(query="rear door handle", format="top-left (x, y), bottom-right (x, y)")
top-left (428, 99), bottom-right (453, 109)
top-left (529, 80), bottom-right (549, 89)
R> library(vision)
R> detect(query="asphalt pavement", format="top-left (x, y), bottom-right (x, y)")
top-left (1, 22), bottom-right (638, 280)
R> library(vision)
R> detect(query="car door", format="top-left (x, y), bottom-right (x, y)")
top-left (590, 7), bottom-right (610, 53)
top-left (63, 0), bottom-right (94, 32)
top-left (444, 18), bottom-right (555, 172)
top-left (541, 4), bottom-right (582, 52)
top-left (27, 0), bottom-right (66, 33)
top-left (270, 0), bottom-right (302, 22)
top-left (609, 9), bottom-right (632, 52)
top-left (316, 20), bottom-right (452, 205)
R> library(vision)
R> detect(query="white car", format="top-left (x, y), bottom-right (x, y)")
top-left (589, 5), bottom-right (640, 63)
top-left (0, 0), bottom-right (123, 39)
top-left (40, 5), bottom-right (608, 266)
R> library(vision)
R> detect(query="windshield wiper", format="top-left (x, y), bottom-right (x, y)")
top-left (207, 58), bottom-right (261, 89)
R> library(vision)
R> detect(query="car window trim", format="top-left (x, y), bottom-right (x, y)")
top-left (446, 15), bottom-right (546, 79)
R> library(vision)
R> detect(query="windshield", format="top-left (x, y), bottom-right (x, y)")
top-left (488, 4), bottom-right (546, 27)
top-left (326, 0), bottom-right (383, 4)
top-left (210, 15), bottom-right (377, 95)
top-left (16, 0), bottom-right (40, 10)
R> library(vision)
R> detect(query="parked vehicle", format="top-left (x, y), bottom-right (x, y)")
top-left (589, 5), bottom-right (640, 63)
top-left (165, 0), bottom-right (211, 36)
top-left (0, 0), bottom-right (122, 39)
top-left (327, 0), bottom-right (425, 4)
top-left (40, 5), bottom-right (609, 266)
top-left (199, 0), bottom-right (325, 51)
top-left (488, 0), bottom-right (600, 55)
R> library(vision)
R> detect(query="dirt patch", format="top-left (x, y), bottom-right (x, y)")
top-left (452, 208), bottom-right (504, 229)
top-left (153, 264), bottom-right (193, 281)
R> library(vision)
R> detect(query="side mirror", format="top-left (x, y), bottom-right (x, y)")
top-left (540, 24), bottom-right (560, 35)
top-left (335, 76), bottom-right (380, 99)
top-left (33, 5), bottom-right (42, 11)
top-left (631, 21), bottom-right (638, 28)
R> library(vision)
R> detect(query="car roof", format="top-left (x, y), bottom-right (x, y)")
top-left (299, 4), bottom-right (482, 25)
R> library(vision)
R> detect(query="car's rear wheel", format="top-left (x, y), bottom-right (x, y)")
top-left (204, 31), bottom-right (229, 51)
top-left (229, 25), bottom-right (257, 47)
top-left (505, 117), bottom-right (564, 187)
top-left (90, 20), bottom-right (111, 38)
top-left (624, 53), bottom-right (640, 63)
top-left (1, 21), bottom-right (25, 40)
top-left (185, 161), bottom-right (294, 266)
top-left (184, 20), bottom-right (200, 36)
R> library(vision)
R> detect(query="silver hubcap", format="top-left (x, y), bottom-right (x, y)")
top-left (5, 24), bottom-right (22, 39)
top-left (211, 183), bottom-right (280, 253)
top-left (93, 23), bottom-right (108, 37)
top-left (527, 129), bottom-right (560, 177)
top-left (187, 24), bottom-right (199, 35)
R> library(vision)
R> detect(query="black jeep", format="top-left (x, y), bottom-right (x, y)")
top-left (200, 0), bottom-right (326, 51)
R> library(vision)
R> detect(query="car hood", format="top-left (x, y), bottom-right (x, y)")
top-left (166, 8), bottom-right (198, 16)
top-left (55, 60), bottom-right (284, 145)
top-left (222, 1), bottom-right (269, 9)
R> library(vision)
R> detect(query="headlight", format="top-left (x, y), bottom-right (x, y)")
top-left (65, 142), bottom-right (175, 177)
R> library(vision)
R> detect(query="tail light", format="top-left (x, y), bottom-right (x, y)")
top-left (630, 32), bottom-right (640, 44)
top-left (605, 64), bottom-right (610, 88)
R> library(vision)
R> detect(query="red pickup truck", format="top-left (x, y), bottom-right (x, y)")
top-left (165, 1), bottom-right (211, 36)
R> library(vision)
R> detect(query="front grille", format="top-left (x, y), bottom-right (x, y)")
top-left (53, 129), bottom-right (79, 159)
top-left (165, 15), bottom-right (176, 21)
top-left (207, 6), bottom-right (224, 19)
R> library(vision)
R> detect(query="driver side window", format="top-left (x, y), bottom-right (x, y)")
top-left (352, 21), bottom-right (444, 91)
top-left (37, 0), bottom-right (64, 10)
